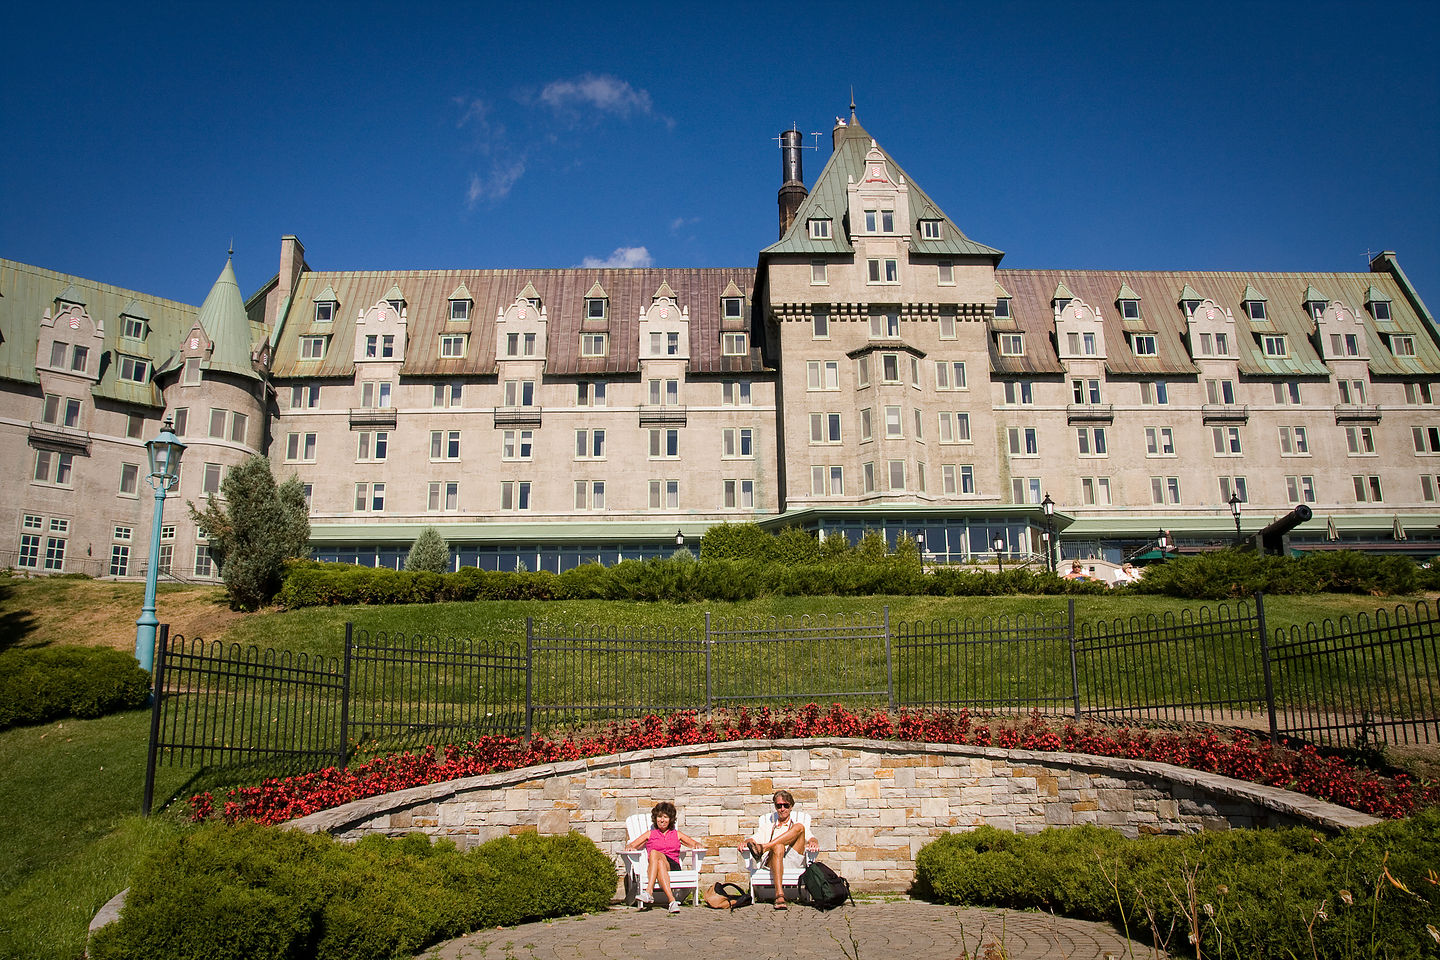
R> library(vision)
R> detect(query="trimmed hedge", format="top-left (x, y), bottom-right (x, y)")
top-left (88, 824), bottom-right (616, 960)
top-left (913, 810), bottom-right (1440, 959)
top-left (0, 646), bottom-right (151, 730)
top-left (1132, 550), bottom-right (1428, 599)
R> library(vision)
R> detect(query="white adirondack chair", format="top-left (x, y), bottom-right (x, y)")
top-left (619, 812), bottom-right (708, 907)
top-left (741, 809), bottom-right (816, 902)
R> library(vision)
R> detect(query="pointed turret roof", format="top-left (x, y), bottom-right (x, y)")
top-left (196, 258), bottom-right (260, 381)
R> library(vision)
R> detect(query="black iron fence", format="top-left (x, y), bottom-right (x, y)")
top-left (144, 595), bottom-right (1440, 812)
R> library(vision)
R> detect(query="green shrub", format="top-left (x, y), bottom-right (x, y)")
top-left (88, 824), bottom-right (617, 960)
top-left (405, 526), bottom-right (451, 574)
top-left (0, 646), bottom-right (151, 730)
top-left (1132, 550), bottom-right (1423, 600)
top-left (914, 809), bottom-right (1440, 959)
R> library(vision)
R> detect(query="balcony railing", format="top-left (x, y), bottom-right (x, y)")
top-left (1065, 403), bottom-right (1114, 424)
top-left (638, 404), bottom-right (688, 427)
top-left (28, 421), bottom-right (92, 453)
top-left (348, 407), bottom-right (397, 428)
top-left (1334, 403), bottom-right (1382, 423)
top-left (1200, 403), bottom-right (1249, 424)
top-left (493, 406), bottom-right (544, 428)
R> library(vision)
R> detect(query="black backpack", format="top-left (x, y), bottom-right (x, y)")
top-left (798, 861), bottom-right (851, 910)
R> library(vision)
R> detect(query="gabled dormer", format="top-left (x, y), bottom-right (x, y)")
top-left (991, 281), bottom-right (1016, 329)
top-left (1315, 300), bottom-right (1369, 362)
top-left (1114, 282), bottom-right (1142, 323)
top-left (583, 280), bottom-right (609, 325)
top-left (382, 282), bottom-right (407, 315)
top-left (638, 280), bottom-right (690, 360)
top-left (175, 319), bottom-right (214, 385)
top-left (496, 286), bottom-right (547, 361)
top-left (805, 205), bottom-right (834, 241)
top-left (1303, 285), bottom-right (1329, 323)
top-left (1240, 284), bottom-right (1269, 326)
top-left (312, 284), bottom-right (339, 324)
top-left (1051, 281), bottom-right (1075, 315)
top-left (1054, 296), bottom-right (1107, 361)
top-left (118, 300), bottom-right (151, 343)
top-left (1185, 298), bottom-right (1236, 360)
top-left (447, 282), bottom-right (473, 324)
top-left (1178, 284), bottom-right (1203, 318)
top-left (1364, 285), bottom-right (1394, 325)
top-left (354, 297), bottom-right (408, 363)
top-left (718, 280), bottom-right (749, 357)
top-left (39, 299), bottom-right (103, 381)
top-left (847, 141), bottom-right (912, 250)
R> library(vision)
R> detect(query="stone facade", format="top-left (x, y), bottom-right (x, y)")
top-left (288, 739), bottom-right (1378, 894)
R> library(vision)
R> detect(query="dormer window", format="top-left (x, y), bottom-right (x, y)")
top-left (998, 333), bottom-right (1025, 356)
top-left (1390, 335), bottom-right (1416, 357)
top-left (994, 298), bottom-right (1012, 319)
top-left (1119, 300), bottom-right (1141, 321)
top-left (586, 297), bottom-right (607, 320)
top-left (808, 218), bottom-right (831, 239)
top-left (919, 219), bottom-right (943, 240)
top-left (581, 333), bottom-right (608, 357)
top-left (300, 336), bottom-right (327, 360)
top-left (122, 316), bottom-right (147, 341)
top-left (1370, 300), bottom-right (1392, 322)
top-left (722, 297), bottom-right (744, 320)
top-left (1054, 297), bottom-right (1072, 312)
top-left (117, 355), bottom-right (150, 383)
top-left (1182, 299), bottom-right (1202, 316)
top-left (1262, 335), bottom-right (1288, 357)
top-left (449, 300), bottom-right (470, 322)
top-left (386, 299), bottom-right (404, 313)
top-left (862, 208), bottom-right (895, 233)
top-left (1130, 334), bottom-right (1158, 356)
top-left (314, 301), bottom-right (335, 323)
top-left (722, 332), bottom-right (748, 355)
top-left (1241, 300), bottom-right (1266, 321)
top-left (1307, 300), bottom-right (1327, 321)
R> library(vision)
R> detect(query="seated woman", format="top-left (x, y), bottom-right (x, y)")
top-left (625, 801), bottom-right (701, 914)
top-left (739, 789), bottom-right (817, 910)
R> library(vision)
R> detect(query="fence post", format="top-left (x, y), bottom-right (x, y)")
top-left (1067, 599), bottom-right (1081, 719)
top-left (883, 605), bottom-right (894, 710)
top-left (141, 623), bottom-right (169, 816)
top-left (1255, 592), bottom-right (1279, 744)
top-left (338, 623), bottom-right (353, 769)
top-left (525, 617), bottom-right (534, 738)
top-left (704, 611), bottom-right (713, 715)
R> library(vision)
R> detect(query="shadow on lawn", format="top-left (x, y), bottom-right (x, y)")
top-left (0, 580), bottom-right (40, 652)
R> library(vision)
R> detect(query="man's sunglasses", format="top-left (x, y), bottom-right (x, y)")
top-left (774, 801), bottom-right (791, 808)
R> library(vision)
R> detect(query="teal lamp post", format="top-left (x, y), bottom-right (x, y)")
top-left (134, 418), bottom-right (185, 672)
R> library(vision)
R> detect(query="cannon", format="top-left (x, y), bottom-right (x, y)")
top-left (1254, 503), bottom-right (1313, 555)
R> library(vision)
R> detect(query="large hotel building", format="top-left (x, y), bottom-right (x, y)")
top-left (3, 110), bottom-right (1439, 578)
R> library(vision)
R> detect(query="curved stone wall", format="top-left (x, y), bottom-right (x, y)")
top-left (287, 738), bottom-right (1378, 892)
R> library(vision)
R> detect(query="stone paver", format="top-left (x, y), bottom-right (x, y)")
top-left (420, 899), bottom-right (1160, 960)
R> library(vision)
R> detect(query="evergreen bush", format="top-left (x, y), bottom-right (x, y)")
top-left (0, 646), bottom-right (151, 729)
top-left (405, 526), bottom-right (451, 574)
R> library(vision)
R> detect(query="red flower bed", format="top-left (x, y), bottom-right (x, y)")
top-left (189, 705), bottom-right (1440, 825)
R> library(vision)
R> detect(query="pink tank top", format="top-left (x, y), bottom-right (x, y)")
top-left (647, 827), bottom-right (681, 857)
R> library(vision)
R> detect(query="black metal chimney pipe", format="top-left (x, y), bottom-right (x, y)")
top-left (777, 129), bottom-right (807, 239)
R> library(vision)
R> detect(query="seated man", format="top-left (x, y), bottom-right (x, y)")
top-left (739, 789), bottom-right (817, 910)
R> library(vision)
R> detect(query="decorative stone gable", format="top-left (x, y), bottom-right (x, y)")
top-left (496, 290), bottom-right (548, 362)
top-left (1185, 298), bottom-right (1237, 358)
top-left (38, 302), bottom-right (104, 380)
top-left (1316, 300), bottom-right (1371, 361)
top-left (638, 281), bottom-right (689, 360)
top-left (846, 141), bottom-right (912, 246)
top-left (1053, 297), bottom-right (1109, 361)
top-left (353, 298), bottom-right (409, 364)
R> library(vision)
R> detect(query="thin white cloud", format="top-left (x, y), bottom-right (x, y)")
top-left (580, 246), bottom-right (653, 268)
top-left (466, 160), bottom-right (526, 206)
top-left (670, 216), bottom-right (700, 232)
top-left (539, 74), bottom-right (655, 120)
top-left (454, 95), bottom-right (490, 129)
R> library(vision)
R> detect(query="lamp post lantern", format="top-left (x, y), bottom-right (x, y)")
top-left (1157, 528), bottom-right (1171, 557)
top-left (1228, 492), bottom-right (1243, 540)
top-left (915, 531), bottom-right (925, 574)
top-left (1041, 493), bottom-right (1056, 573)
top-left (992, 533), bottom-right (1006, 574)
top-left (675, 529), bottom-right (684, 548)
top-left (134, 418), bottom-right (185, 673)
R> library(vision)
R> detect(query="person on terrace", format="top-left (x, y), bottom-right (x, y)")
top-left (625, 801), bottom-right (702, 914)
top-left (740, 789), bottom-right (817, 910)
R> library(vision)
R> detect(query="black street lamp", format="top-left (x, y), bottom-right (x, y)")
top-left (1228, 493), bottom-right (1243, 540)
top-left (1157, 528), bottom-right (1171, 556)
top-left (992, 533), bottom-right (1006, 574)
top-left (1041, 493), bottom-right (1056, 573)
top-left (915, 532), bottom-right (926, 574)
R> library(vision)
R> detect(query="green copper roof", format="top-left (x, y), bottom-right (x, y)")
top-left (1115, 282), bottom-right (1139, 302)
top-left (1304, 284), bottom-right (1327, 303)
top-left (761, 118), bottom-right (1002, 260)
top-left (994, 280), bottom-right (1012, 299)
top-left (195, 258), bottom-right (261, 381)
top-left (384, 282), bottom-right (405, 303)
top-left (1241, 284), bottom-right (1267, 302)
top-left (314, 283), bottom-right (338, 302)
top-left (1178, 284), bottom-right (1201, 302)
top-left (448, 281), bottom-right (473, 302)
top-left (1052, 281), bottom-right (1075, 302)
top-left (120, 298), bottom-right (151, 320)
top-left (1365, 284), bottom-right (1390, 303)
top-left (57, 283), bottom-right (86, 305)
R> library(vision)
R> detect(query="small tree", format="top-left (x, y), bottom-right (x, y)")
top-left (405, 526), bottom-right (451, 574)
top-left (190, 456), bottom-right (310, 610)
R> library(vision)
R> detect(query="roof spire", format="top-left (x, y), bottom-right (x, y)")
top-left (228, 237), bottom-right (234, 258)
top-left (849, 87), bottom-right (857, 124)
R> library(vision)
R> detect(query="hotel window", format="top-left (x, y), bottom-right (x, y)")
top-left (648, 479), bottom-right (680, 509)
top-left (810, 465), bottom-right (844, 496)
top-left (807, 360), bottom-right (840, 390)
top-left (867, 259), bottom-right (899, 283)
top-left (291, 384), bottom-right (320, 408)
top-left (811, 262), bottom-right (828, 284)
top-left (1204, 379), bottom-right (1236, 404)
top-left (439, 334), bottom-right (467, 358)
top-left (126, 413), bottom-right (144, 438)
top-left (1405, 382), bottom-right (1434, 404)
top-left (860, 407), bottom-right (873, 442)
top-left (1345, 426), bottom-right (1376, 455)
top-left (356, 431), bottom-right (387, 461)
top-left (428, 481), bottom-right (460, 512)
top-left (1352, 475), bottom-right (1383, 503)
top-left (1390, 335), bottom-right (1416, 357)
top-left (502, 430), bottom-right (534, 460)
top-left (920, 219), bottom-right (943, 239)
top-left (881, 353), bottom-right (901, 382)
top-left (522, 332), bottom-right (537, 356)
top-left (888, 460), bottom-right (907, 491)
top-left (857, 355), bottom-right (870, 387)
top-left (808, 218), bottom-right (831, 239)
top-left (1272, 381), bottom-right (1302, 404)
top-left (118, 355), bottom-right (150, 383)
top-left (118, 462), bottom-right (139, 496)
top-left (1212, 426), bottom-right (1243, 455)
top-left (1003, 381), bottom-right (1034, 405)
top-left (449, 299), bottom-right (470, 322)
top-left (884, 405), bottom-right (903, 439)
top-left (938, 261), bottom-right (954, 285)
top-left (938, 310), bottom-right (957, 339)
top-left (812, 308), bottom-right (830, 339)
top-left (364, 334), bottom-right (396, 358)
top-left (1338, 380), bottom-right (1367, 404)
top-left (936, 360), bottom-right (966, 390)
top-left (722, 297), bottom-right (744, 320)
top-left (287, 432), bottom-right (318, 462)
top-left (721, 380), bottom-right (751, 406)
top-left (42, 395), bottom-right (82, 427)
top-left (1072, 379), bottom-right (1101, 404)
top-left (229, 412), bottom-right (248, 444)
top-left (910, 356), bottom-right (921, 387)
top-left (577, 381), bottom-right (607, 406)
top-left (574, 480), bottom-right (606, 510)
top-left (1286, 475), bottom-right (1316, 503)
top-left (506, 332), bottom-right (520, 356)
top-left (938, 412), bottom-right (971, 443)
top-left (913, 408), bottom-right (923, 439)
top-left (1080, 476), bottom-right (1113, 506)
top-left (1145, 427), bottom-right (1175, 456)
top-left (202, 463), bottom-right (223, 495)
top-left (1182, 298), bottom-right (1202, 316)
top-left (998, 333), bottom-right (1025, 356)
top-left (586, 297), bottom-right (607, 320)
top-left (1130, 334), bottom-right (1157, 357)
top-left (1012, 477), bottom-right (1043, 504)
top-left (993, 298), bottom-right (1012, 319)
top-left (1218, 477), bottom-right (1249, 503)
top-left (156, 525), bottom-right (174, 575)
top-left (649, 428), bottom-right (679, 458)
top-left (575, 428), bottom-right (606, 459)
top-left (859, 462), bottom-right (874, 493)
top-left (1076, 427), bottom-right (1107, 456)
top-left (1329, 333), bottom-right (1361, 357)
top-left (360, 381), bottom-right (393, 408)
top-left (1007, 427), bottom-right (1038, 457)
top-left (500, 480), bottom-right (532, 511)
top-left (1412, 425), bottom-right (1440, 454)
top-left (722, 332), bottom-right (748, 355)
top-left (869, 308), bottom-right (900, 338)
top-left (121, 315), bottom-right (147, 341)
top-left (1245, 300), bottom-right (1266, 321)
top-left (809, 413), bottom-right (842, 444)
top-left (722, 479), bottom-right (756, 509)
top-left (941, 464), bottom-right (957, 495)
top-left (1278, 426), bottom-right (1309, 455)
top-left (1262, 335), bottom-right (1288, 357)
top-left (1149, 476), bottom-right (1182, 504)
top-left (33, 449), bottom-right (75, 486)
top-left (433, 382), bottom-right (463, 407)
top-left (315, 301), bottom-right (335, 323)
top-left (1119, 299), bottom-right (1141, 320)
top-left (722, 427), bottom-right (754, 458)
top-left (1370, 300), bottom-right (1392, 322)
top-left (183, 357), bottom-right (202, 383)
top-left (647, 378), bottom-right (680, 405)
top-left (109, 542), bottom-right (130, 577)
top-left (354, 482), bottom-right (385, 512)
top-left (581, 333), bottom-right (608, 357)
top-left (193, 545), bottom-right (215, 579)
top-left (208, 407), bottom-right (228, 438)
top-left (503, 380), bottom-right (535, 406)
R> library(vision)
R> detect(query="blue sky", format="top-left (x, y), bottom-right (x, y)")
top-left (3, 1), bottom-right (1437, 310)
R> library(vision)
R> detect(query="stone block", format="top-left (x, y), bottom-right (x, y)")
top-left (893, 767), bottom-right (916, 789)
top-left (715, 766), bottom-right (738, 788)
top-left (850, 780), bottom-right (880, 801)
top-left (879, 808), bottom-right (906, 827)
top-left (1043, 803), bottom-right (1073, 826)
top-left (750, 777), bottom-right (774, 797)
top-left (1071, 800), bottom-right (1098, 812)
top-left (537, 810), bottom-right (570, 835)
top-left (919, 797), bottom-right (950, 819)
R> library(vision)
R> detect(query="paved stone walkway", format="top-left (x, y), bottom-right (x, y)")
top-left (421, 899), bottom-right (1161, 960)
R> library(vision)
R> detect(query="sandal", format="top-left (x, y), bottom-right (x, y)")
top-left (745, 840), bottom-right (764, 860)
top-left (773, 895), bottom-right (788, 911)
